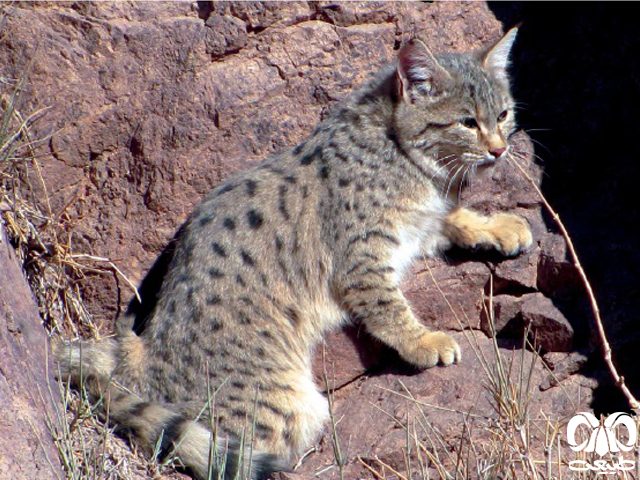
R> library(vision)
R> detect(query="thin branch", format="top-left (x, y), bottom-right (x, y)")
top-left (68, 254), bottom-right (141, 304)
top-left (508, 154), bottom-right (640, 411)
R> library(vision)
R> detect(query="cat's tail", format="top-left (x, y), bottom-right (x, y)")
top-left (54, 333), bottom-right (281, 480)
top-left (91, 380), bottom-right (281, 480)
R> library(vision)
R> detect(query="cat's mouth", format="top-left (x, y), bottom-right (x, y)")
top-left (459, 153), bottom-right (498, 167)
top-left (474, 149), bottom-right (509, 167)
top-left (476, 156), bottom-right (497, 167)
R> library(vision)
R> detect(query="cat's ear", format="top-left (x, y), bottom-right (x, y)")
top-left (396, 39), bottom-right (451, 104)
top-left (480, 26), bottom-right (518, 85)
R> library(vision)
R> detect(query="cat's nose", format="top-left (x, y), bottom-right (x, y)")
top-left (489, 147), bottom-right (506, 158)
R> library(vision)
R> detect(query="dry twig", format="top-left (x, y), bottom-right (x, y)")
top-left (508, 154), bottom-right (640, 411)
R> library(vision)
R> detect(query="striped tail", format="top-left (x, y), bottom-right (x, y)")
top-left (100, 382), bottom-right (281, 480)
top-left (54, 335), bottom-right (281, 480)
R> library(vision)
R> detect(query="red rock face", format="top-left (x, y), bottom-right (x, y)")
top-left (0, 2), bottom-right (598, 479)
top-left (0, 225), bottom-right (64, 480)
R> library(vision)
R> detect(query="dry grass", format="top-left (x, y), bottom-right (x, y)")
top-left (46, 379), bottom-right (162, 480)
top-left (322, 369), bottom-right (347, 480)
top-left (0, 21), bottom-right (154, 480)
top-left (369, 294), bottom-right (638, 480)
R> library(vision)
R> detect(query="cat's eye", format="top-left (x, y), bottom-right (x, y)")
top-left (460, 117), bottom-right (478, 129)
top-left (497, 110), bottom-right (508, 122)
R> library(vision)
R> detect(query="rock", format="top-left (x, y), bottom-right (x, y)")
top-left (203, 14), bottom-right (249, 58)
top-left (482, 292), bottom-right (574, 352)
top-left (403, 259), bottom-right (491, 331)
top-left (481, 293), bottom-right (522, 333)
top-left (0, 222), bottom-right (64, 480)
top-left (538, 233), bottom-right (584, 301)
top-left (492, 245), bottom-right (540, 292)
top-left (540, 351), bottom-right (589, 391)
top-left (287, 331), bottom-right (592, 479)
top-left (520, 293), bottom-right (574, 351)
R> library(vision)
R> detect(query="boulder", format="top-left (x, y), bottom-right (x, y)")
top-left (481, 293), bottom-right (574, 352)
top-left (0, 221), bottom-right (64, 480)
top-left (287, 331), bottom-right (592, 479)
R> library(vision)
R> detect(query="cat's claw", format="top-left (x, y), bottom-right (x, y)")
top-left (489, 213), bottom-right (533, 256)
top-left (402, 331), bottom-right (461, 368)
top-left (445, 209), bottom-right (533, 258)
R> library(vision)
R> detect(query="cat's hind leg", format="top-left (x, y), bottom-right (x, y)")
top-left (254, 370), bottom-right (329, 468)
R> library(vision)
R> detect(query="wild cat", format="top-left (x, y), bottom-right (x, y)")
top-left (56, 27), bottom-right (531, 479)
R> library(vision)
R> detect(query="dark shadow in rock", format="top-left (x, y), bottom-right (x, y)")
top-left (488, 2), bottom-right (640, 415)
top-left (124, 223), bottom-right (187, 335)
top-left (442, 245), bottom-right (509, 267)
top-left (339, 323), bottom-right (425, 378)
top-left (341, 323), bottom-right (396, 370)
top-left (495, 336), bottom-right (526, 352)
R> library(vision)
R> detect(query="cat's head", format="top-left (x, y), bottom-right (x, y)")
top-left (394, 28), bottom-right (518, 174)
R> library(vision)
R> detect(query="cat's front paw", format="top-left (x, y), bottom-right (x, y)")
top-left (445, 208), bottom-right (532, 257)
top-left (487, 213), bottom-right (533, 256)
top-left (401, 331), bottom-right (461, 368)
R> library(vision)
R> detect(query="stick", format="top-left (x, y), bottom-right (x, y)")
top-left (508, 155), bottom-right (640, 411)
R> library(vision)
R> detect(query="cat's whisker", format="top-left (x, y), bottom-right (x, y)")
top-left (513, 100), bottom-right (531, 111)
top-left (444, 164), bottom-right (465, 201)
top-left (509, 144), bottom-right (546, 164)
top-left (530, 151), bottom-right (549, 166)
top-left (508, 150), bottom-right (531, 162)
top-left (432, 159), bottom-right (461, 184)
top-left (432, 154), bottom-right (458, 171)
top-left (430, 155), bottom-right (460, 180)
top-left (466, 164), bottom-right (478, 196)
top-left (436, 153), bottom-right (458, 163)
top-left (523, 136), bottom-right (553, 156)
top-left (436, 155), bottom-right (459, 170)
top-left (439, 167), bottom-right (454, 197)
top-left (524, 128), bottom-right (552, 133)
top-left (509, 149), bottom-right (548, 172)
top-left (458, 165), bottom-right (472, 204)
top-left (506, 153), bottom-right (533, 175)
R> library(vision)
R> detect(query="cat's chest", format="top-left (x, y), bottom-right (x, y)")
top-left (389, 200), bottom-right (448, 283)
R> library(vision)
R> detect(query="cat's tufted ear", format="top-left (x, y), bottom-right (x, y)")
top-left (396, 39), bottom-right (451, 104)
top-left (480, 26), bottom-right (518, 85)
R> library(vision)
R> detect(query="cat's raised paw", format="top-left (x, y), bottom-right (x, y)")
top-left (487, 213), bottom-right (533, 256)
top-left (445, 208), bottom-right (532, 257)
top-left (402, 331), bottom-right (461, 368)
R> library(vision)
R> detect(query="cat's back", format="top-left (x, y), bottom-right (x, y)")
top-left (137, 150), bottom-right (343, 400)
